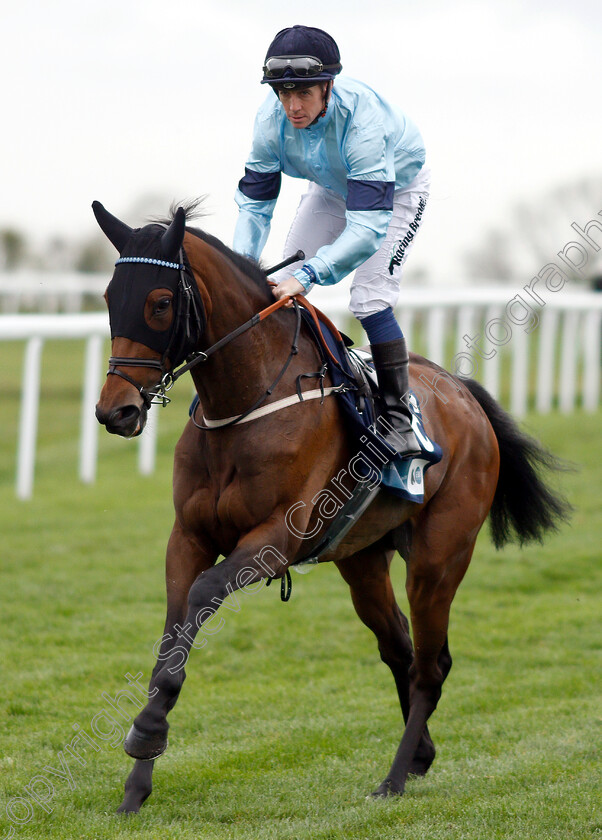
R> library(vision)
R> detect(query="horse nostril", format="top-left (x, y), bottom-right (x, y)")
top-left (110, 405), bottom-right (140, 428)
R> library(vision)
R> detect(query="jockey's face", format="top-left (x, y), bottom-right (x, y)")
top-left (277, 84), bottom-right (326, 129)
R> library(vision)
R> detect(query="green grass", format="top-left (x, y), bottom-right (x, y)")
top-left (0, 340), bottom-right (600, 839)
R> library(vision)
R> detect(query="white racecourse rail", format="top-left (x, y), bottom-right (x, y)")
top-left (1, 285), bottom-right (601, 500)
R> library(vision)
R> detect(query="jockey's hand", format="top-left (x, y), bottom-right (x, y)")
top-left (272, 276), bottom-right (305, 307)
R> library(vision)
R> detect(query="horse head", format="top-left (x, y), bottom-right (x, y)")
top-left (92, 202), bottom-right (203, 437)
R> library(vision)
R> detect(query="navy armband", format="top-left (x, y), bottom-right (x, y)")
top-left (347, 180), bottom-right (395, 211)
top-left (295, 264), bottom-right (317, 291)
top-left (238, 168), bottom-right (282, 201)
top-left (301, 264), bottom-right (317, 284)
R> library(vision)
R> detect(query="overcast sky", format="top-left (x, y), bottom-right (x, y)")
top-left (1, 0), bottom-right (600, 282)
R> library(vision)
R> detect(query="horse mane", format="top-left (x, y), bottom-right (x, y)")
top-left (151, 199), bottom-right (273, 297)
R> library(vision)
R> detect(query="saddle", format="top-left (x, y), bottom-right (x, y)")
top-left (295, 298), bottom-right (375, 415)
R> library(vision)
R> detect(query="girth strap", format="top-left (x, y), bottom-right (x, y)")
top-left (201, 385), bottom-right (345, 428)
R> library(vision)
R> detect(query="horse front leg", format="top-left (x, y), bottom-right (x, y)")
top-left (124, 525), bottom-right (293, 763)
top-left (117, 523), bottom-right (216, 814)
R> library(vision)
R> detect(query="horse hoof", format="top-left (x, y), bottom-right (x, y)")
top-left (409, 748), bottom-right (436, 777)
top-left (408, 759), bottom-right (434, 776)
top-left (116, 799), bottom-right (140, 815)
top-left (123, 724), bottom-right (168, 761)
top-left (369, 779), bottom-right (405, 799)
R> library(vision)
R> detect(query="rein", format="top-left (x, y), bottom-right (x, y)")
top-left (161, 295), bottom-right (296, 394)
top-left (107, 289), bottom-right (299, 411)
top-left (189, 297), bottom-right (303, 431)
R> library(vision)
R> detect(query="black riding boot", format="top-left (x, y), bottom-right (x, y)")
top-left (371, 338), bottom-right (422, 459)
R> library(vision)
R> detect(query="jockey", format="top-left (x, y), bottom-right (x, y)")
top-left (233, 24), bottom-right (430, 458)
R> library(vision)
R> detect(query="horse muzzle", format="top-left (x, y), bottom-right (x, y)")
top-left (95, 401), bottom-right (148, 437)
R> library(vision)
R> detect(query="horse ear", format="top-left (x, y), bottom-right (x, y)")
top-left (161, 207), bottom-right (186, 259)
top-left (92, 201), bottom-right (133, 253)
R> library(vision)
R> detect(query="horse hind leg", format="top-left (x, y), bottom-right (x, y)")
top-left (383, 598), bottom-right (438, 778)
top-left (335, 541), bottom-right (436, 783)
top-left (371, 528), bottom-right (477, 798)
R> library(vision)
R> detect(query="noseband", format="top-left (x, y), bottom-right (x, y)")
top-left (106, 354), bottom-right (168, 410)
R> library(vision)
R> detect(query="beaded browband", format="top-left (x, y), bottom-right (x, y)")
top-left (115, 256), bottom-right (185, 270)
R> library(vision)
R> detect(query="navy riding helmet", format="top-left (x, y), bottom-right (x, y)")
top-left (261, 25), bottom-right (342, 89)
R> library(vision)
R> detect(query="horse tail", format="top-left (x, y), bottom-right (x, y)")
top-left (460, 377), bottom-right (572, 549)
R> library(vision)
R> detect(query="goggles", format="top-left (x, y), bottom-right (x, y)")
top-left (263, 55), bottom-right (338, 79)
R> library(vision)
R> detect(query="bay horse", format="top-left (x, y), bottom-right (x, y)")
top-left (92, 201), bottom-right (569, 814)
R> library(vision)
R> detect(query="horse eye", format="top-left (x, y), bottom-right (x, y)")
top-left (154, 297), bottom-right (171, 314)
